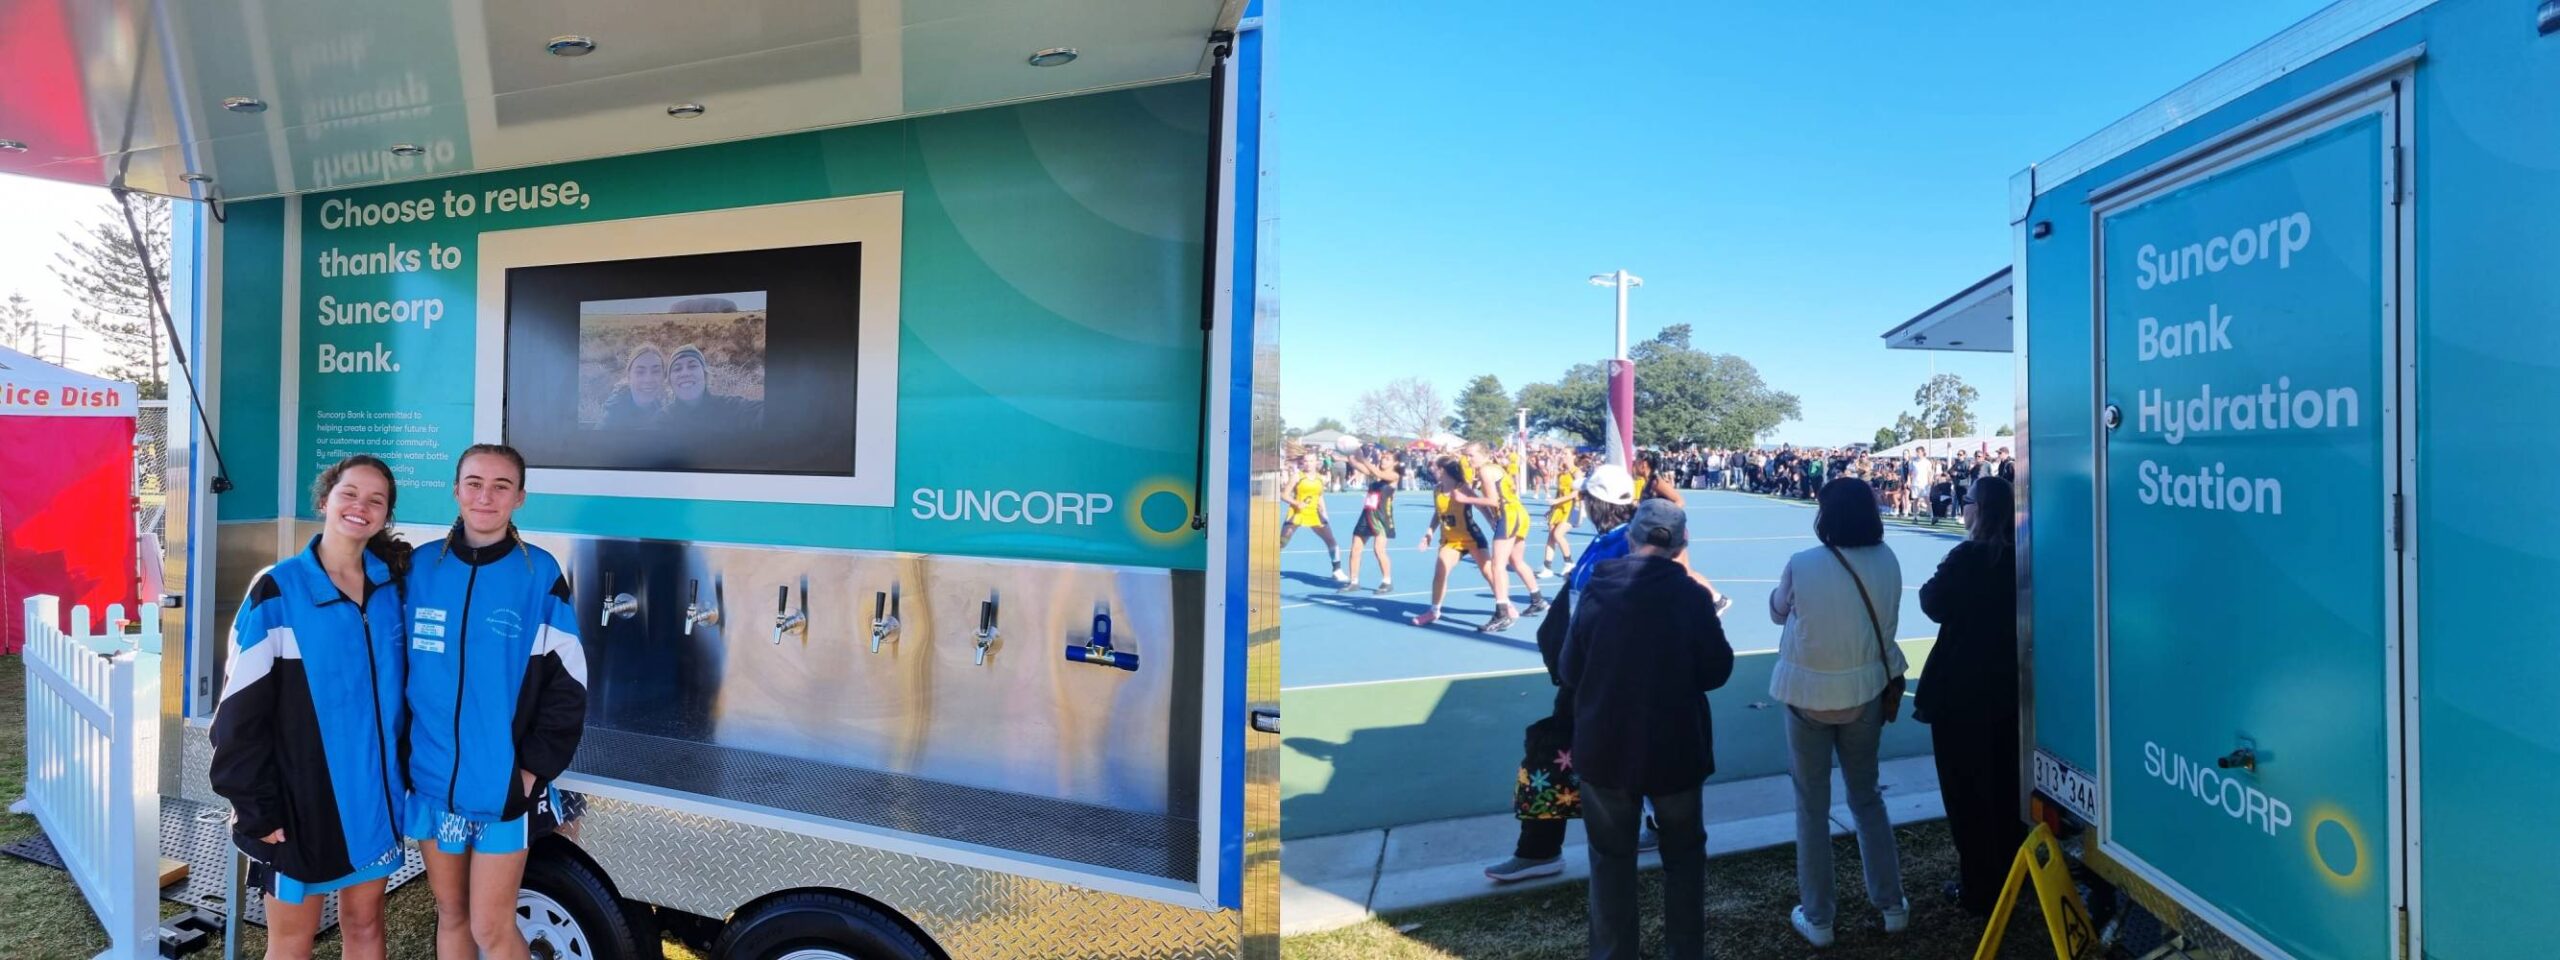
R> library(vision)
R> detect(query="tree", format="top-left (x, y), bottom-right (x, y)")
top-left (1520, 323), bottom-right (1801, 448)
top-left (1310, 416), bottom-right (1347, 435)
top-left (1874, 426), bottom-right (1902, 449)
top-left (1518, 368), bottom-right (1606, 447)
top-left (1910, 372), bottom-right (1980, 439)
top-left (1451, 374), bottom-right (1514, 444)
top-left (0, 292), bottom-right (38, 355)
top-left (53, 197), bottom-right (171, 393)
top-left (1996, 424), bottom-right (2014, 437)
top-left (1350, 376), bottom-right (1445, 441)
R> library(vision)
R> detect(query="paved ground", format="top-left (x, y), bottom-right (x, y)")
top-left (1282, 755), bottom-right (1944, 936)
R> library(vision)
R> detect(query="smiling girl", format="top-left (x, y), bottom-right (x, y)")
top-left (403, 444), bottom-right (587, 960)
top-left (210, 455), bottom-right (411, 960)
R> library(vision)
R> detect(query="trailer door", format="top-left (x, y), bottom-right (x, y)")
top-left (2092, 76), bottom-right (2407, 960)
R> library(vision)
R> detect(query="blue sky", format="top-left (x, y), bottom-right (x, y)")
top-left (1273, 1), bottom-right (2332, 445)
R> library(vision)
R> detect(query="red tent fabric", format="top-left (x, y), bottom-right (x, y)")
top-left (0, 348), bottom-right (136, 653)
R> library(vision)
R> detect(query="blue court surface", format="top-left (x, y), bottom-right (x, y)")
top-left (1279, 486), bottom-right (1968, 690)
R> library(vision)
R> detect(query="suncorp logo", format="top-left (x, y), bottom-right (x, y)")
top-left (2142, 740), bottom-right (2374, 896)
top-left (2143, 741), bottom-right (2291, 835)
top-left (912, 488), bottom-right (1114, 526)
top-left (910, 478), bottom-right (1200, 548)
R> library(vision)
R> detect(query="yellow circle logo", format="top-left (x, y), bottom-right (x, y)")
top-left (1129, 478), bottom-right (1198, 547)
top-left (2303, 803), bottom-right (2370, 894)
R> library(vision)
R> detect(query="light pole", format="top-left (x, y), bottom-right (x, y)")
top-left (1588, 270), bottom-right (1643, 466)
top-left (1588, 269), bottom-right (1642, 360)
top-left (1515, 405), bottom-right (1530, 492)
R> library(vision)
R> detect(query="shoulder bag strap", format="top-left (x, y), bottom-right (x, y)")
top-left (1825, 544), bottom-right (1893, 672)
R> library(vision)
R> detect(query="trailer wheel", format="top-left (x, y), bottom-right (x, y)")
top-left (712, 892), bottom-right (933, 960)
top-left (519, 851), bottom-right (661, 960)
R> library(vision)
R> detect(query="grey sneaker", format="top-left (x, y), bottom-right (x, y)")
top-left (1882, 896), bottom-right (1911, 934)
top-left (1483, 856), bottom-right (1564, 883)
top-left (1791, 906), bottom-right (1835, 948)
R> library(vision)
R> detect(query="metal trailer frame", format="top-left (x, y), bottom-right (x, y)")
top-left (2012, 2), bottom-right (2438, 955)
top-left (147, 10), bottom-right (1280, 960)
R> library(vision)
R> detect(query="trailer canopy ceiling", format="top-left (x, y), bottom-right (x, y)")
top-left (0, 0), bottom-right (1242, 201)
top-left (1880, 266), bottom-right (2011, 353)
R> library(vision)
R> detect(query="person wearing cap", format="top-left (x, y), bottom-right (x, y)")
top-left (1485, 463), bottom-right (1642, 884)
top-left (1558, 499), bottom-right (1735, 960)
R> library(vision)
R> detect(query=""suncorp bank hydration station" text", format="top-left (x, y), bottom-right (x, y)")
top-left (2119, 209), bottom-right (2363, 516)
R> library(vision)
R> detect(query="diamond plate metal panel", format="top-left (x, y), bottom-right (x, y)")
top-left (572, 727), bottom-right (1195, 881)
top-left (157, 798), bottom-right (425, 930)
top-left (571, 793), bottom-right (1242, 958)
top-left (177, 720), bottom-right (219, 805)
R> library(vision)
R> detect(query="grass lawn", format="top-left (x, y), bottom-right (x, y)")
top-left (1284, 820), bottom-right (2072, 960)
top-left (0, 655), bottom-right (709, 960)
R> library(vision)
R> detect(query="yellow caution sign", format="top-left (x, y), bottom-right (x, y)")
top-left (1973, 823), bottom-right (2100, 960)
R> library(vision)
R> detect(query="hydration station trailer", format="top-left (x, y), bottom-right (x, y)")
top-left (1884, 0), bottom-right (2560, 956)
top-left (0, 1), bottom-right (1280, 957)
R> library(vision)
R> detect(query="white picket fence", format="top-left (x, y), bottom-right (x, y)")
top-left (19, 596), bottom-right (162, 960)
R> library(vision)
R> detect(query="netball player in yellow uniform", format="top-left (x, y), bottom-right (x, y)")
top-left (1410, 456), bottom-right (1500, 628)
top-left (1281, 455), bottom-right (1345, 582)
top-left (1485, 446), bottom-right (1548, 622)
top-left (1443, 445), bottom-right (1543, 631)
top-left (1542, 457), bottom-right (1583, 575)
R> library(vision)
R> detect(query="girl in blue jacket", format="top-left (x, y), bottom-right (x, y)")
top-left (209, 455), bottom-right (409, 959)
top-left (402, 444), bottom-right (587, 960)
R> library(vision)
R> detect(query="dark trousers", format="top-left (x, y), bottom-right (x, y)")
top-left (1517, 817), bottom-right (1567, 860)
top-left (1929, 713), bottom-right (2028, 914)
top-left (1585, 782), bottom-right (1706, 960)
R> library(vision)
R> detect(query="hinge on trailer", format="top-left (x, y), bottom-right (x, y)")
top-left (2389, 144), bottom-right (2405, 207)
top-left (2397, 905), bottom-right (2411, 959)
top-left (2391, 493), bottom-right (2404, 552)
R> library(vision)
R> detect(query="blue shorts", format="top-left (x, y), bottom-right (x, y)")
top-left (402, 792), bottom-right (544, 856)
top-left (263, 846), bottom-right (402, 906)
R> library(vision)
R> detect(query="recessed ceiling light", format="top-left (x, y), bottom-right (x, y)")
top-left (0, 140), bottom-right (26, 154)
top-left (181, 173), bottom-right (213, 184)
top-left (667, 102), bottom-right (706, 119)
top-left (222, 96), bottom-right (267, 114)
top-left (1949, 340), bottom-right (1966, 347)
top-left (1028, 47), bottom-right (1078, 67)
top-left (390, 143), bottom-right (425, 157)
top-left (548, 35), bottom-right (597, 57)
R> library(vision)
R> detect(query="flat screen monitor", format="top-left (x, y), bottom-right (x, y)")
top-left (501, 243), bottom-right (860, 476)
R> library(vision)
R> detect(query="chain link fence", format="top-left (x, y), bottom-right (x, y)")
top-left (136, 399), bottom-right (171, 545)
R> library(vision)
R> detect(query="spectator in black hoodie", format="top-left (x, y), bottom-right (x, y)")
top-left (1560, 499), bottom-right (1736, 960)
top-left (1915, 475), bottom-right (2024, 916)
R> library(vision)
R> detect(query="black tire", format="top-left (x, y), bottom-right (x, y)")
top-left (712, 892), bottom-right (934, 960)
top-left (519, 851), bottom-right (662, 960)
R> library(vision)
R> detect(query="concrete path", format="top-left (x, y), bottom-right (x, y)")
top-left (1280, 755), bottom-right (1945, 936)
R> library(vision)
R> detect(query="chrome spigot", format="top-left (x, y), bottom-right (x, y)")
top-left (868, 590), bottom-right (900, 654)
top-left (599, 572), bottom-right (638, 627)
top-left (773, 585), bottom-right (807, 645)
top-left (973, 599), bottom-right (999, 666)
top-left (683, 579), bottom-right (720, 636)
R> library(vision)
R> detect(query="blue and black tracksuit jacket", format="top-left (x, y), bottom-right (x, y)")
top-left (207, 538), bottom-right (408, 883)
top-left (403, 529), bottom-right (587, 824)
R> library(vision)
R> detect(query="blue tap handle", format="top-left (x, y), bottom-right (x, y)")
top-left (1066, 643), bottom-right (1140, 671)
